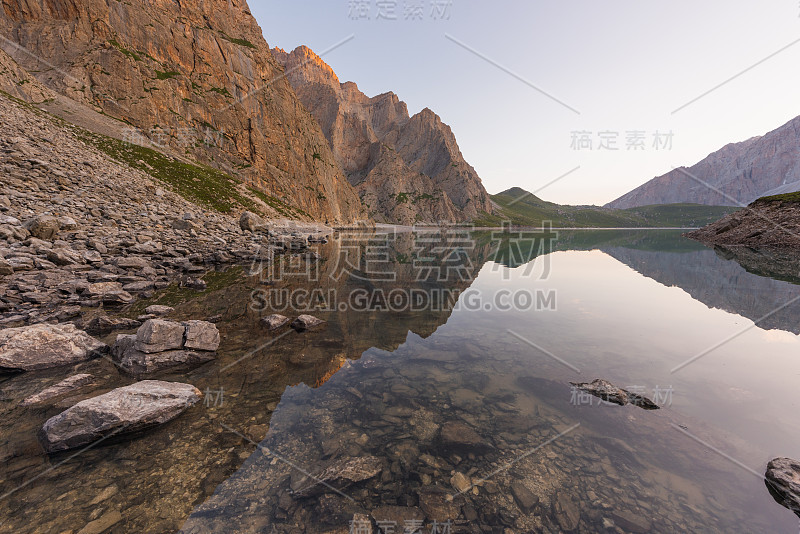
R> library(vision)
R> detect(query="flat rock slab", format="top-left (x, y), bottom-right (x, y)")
top-left (145, 305), bottom-right (174, 316)
top-left (0, 323), bottom-right (105, 372)
top-left (290, 455), bottom-right (384, 498)
top-left (40, 380), bottom-right (201, 453)
top-left (291, 314), bottom-right (326, 332)
top-left (766, 457), bottom-right (800, 517)
top-left (21, 374), bottom-right (94, 406)
top-left (439, 421), bottom-right (491, 451)
top-left (570, 379), bottom-right (659, 410)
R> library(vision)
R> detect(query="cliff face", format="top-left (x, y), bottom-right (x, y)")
top-left (607, 116), bottom-right (800, 209)
top-left (0, 0), bottom-right (366, 224)
top-left (271, 46), bottom-right (493, 225)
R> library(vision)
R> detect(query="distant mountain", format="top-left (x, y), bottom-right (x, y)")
top-left (607, 116), bottom-right (800, 209)
top-left (271, 46), bottom-right (493, 225)
top-left (478, 188), bottom-right (736, 228)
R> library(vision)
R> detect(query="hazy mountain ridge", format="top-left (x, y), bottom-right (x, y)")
top-left (271, 45), bottom-right (493, 225)
top-left (607, 116), bottom-right (800, 209)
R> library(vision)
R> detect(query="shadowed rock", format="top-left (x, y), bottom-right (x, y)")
top-left (21, 374), bottom-right (94, 407)
top-left (291, 314), bottom-right (326, 332)
top-left (766, 457), bottom-right (800, 517)
top-left (570, 379), bottom-right (660, 410)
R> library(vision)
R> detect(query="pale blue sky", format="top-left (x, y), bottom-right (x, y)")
top-left (252, 1), bottom-right (800, 205)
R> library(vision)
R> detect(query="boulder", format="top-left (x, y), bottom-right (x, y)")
top-left (85, 282), bottom-right (133, 305)
top-left (23, 214), bottom-right (59, 240)
top-left (183, 320), bottom-right (220, 351)
top-left (21, 374), bottom-right (94, 406)
top-left (112, 334), bottom-right (215, 376)
top-left (511, 481), bottom-right (539, 512)
top-left (115, 256), bottom-right (150, 270)
top-left (135, 319), bottom-right (185, 353)
top-left (57, 216), bottom-right (78, 231)
top-left (239, 211), bottom-right (264, 232)
top-left (85, 316), bottom-right (142, 336)
top-left (0, 258), bottom-right (13, 275)
top-left (261, 314), bottom-right (289, 330)
top-left (145, 305), bottom-right (174, 316)
top-left (291, 314), bottom-right (326, 332)
top-left (570, 379), bottom-right (660, 410)
top-left (766, 457), bottom-right (800, 517)
top-left (0, 324), bottom-right (105, 372)
top-left (39, 380), bottom-right (201, 453)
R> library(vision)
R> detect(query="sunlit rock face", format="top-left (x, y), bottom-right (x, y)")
top-left (271, 45), bottom-right (494, 225)
top-left (0, 0), bottom-right (366, 224)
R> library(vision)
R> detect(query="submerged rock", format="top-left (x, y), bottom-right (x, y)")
top-left (0, 323), bottom-right (105, 372)
top-left (766, 457), bottom-right (800, 517)
top-left (21, 374), bottom-right (94, 406)
top-left (570, 379), bottom-right (660, 410)
top-left (39, 380), bottom-right (201, 453)
top-left (290, 456), bottom-right (384, 498)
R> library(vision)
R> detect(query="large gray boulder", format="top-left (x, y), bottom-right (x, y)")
top-left (135, 319), bottom-right (185, 353)
top-left (239, 211), bottom-right (264, 233)
top-left (39, 380), bottom-right (201, 453)
top-left (0, 323), bottom-right (105, 372)
top-left (112, 334), bottom-right (215, 376)
top-left (184, 320), bottom-right (220, 351)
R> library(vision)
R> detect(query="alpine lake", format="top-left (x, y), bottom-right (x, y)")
top-left (2, 228), bottom-right (800, 534)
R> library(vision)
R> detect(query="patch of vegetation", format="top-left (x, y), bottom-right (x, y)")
top-left (108, 39), bottom-right (142, 62)
top-left (312, 152), bottom-right (322, 161)
top-left (209, 87), bottom-right (232, 97)
top-left (155, 70), bottom-right (181, 80)
top-left (219, 32), bottom-right (257, 49)
top-left (396, 192), bottom-right (410, 204)
top-left (77, 129), bottom-right (260, 213)
top-left (248, 187), bottom-right (310, 219)
top-left (757, 191), bottom-right (800, 203)
top-left (413, 193), bottom-right (434, 204)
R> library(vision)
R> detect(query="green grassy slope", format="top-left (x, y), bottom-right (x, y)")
top-left (474, 187), bottom-right (737, 228)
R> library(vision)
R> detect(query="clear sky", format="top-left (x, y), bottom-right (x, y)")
top-left (251, 0), bottom-right (800, 206)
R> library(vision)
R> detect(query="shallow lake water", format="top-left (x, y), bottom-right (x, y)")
top-left (2, 229), bottom-right (800, 533)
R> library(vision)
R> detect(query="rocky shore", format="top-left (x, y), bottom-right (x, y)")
top-left (685, 195), bottom-right (800, 248)
top-left (0, 93), bottom-right (333, 329)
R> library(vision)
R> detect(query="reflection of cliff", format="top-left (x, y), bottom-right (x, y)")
top-left (602, 246), bottom-right (800, 334)
top-left (156, 230), bottom-right (494, 392)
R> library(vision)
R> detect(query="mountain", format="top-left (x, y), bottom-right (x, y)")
top-left (685, 192), bottom-right (800, 249)
top-left (478, 187), bottom-right (736, 228)
top-left (271, 46), bottom-right (493, 225)
top-left (0, 0), bottom-right (365, 224)
top-left (607, 116), bottom-right (800, 209)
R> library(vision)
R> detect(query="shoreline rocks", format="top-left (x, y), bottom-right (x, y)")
top-left (0, 323), bottom-right (105, 372)
top-left (112, 319), bottom-right (219, 375)
top-left (39, 380), bottom-right (202, 453)
top-left (766, 457), bottom-right (800, 517)
top-left (290, 314), bottom-right (326, 332)
top-left (21, 374), bottom-right (94, 407)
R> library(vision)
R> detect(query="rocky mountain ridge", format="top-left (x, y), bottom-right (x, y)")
top-left (0, 0), bottom-right (366, 224)
top-left (271, 45), bottom-right (493, 225)
top-left (607, 115), bottom-right (800, 209)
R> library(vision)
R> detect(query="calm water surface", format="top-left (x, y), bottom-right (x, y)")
top-left (2, 230), bottom-right (800, 533)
